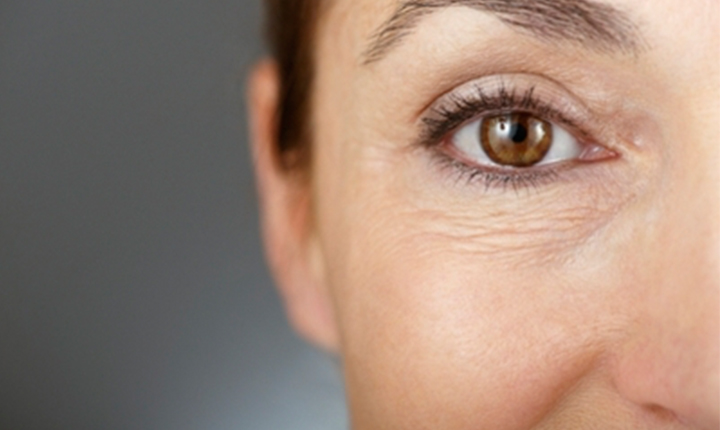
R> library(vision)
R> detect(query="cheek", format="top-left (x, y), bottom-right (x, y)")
top-left (324, 199), bottom-right (632, 428)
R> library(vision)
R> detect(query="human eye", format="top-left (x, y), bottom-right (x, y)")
top-left (418, 74), bottom-right (616, 190)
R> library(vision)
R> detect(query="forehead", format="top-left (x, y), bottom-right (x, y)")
top-left (317, 0), bottom-right (393, 57)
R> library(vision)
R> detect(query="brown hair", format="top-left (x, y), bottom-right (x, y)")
top-left (263, 0), bottom-right (322, 169)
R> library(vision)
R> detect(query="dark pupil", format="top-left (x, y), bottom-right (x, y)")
top-left (508, 122), bottom-right (528, 144)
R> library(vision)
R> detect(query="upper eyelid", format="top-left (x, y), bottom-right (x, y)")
top-left (421, 74), bottom-right (591, 125)
top-left (418, 73), bottom-right (589, 117)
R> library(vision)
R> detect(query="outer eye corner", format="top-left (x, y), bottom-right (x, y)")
top-left (576, 141), bottom-right (619, 163)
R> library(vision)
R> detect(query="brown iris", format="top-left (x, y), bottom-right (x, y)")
top-left (480, 113), bottom-right (553, 167)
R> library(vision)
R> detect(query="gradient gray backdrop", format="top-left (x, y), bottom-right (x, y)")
top-left (0, 1), bottom-right (347, 428)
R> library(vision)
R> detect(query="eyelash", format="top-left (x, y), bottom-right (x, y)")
top-left (430, 152), bottom-right (562, 192)
top-left (420, 83), bottom-right (591, 191)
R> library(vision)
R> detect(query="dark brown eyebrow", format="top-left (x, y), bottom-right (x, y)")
top-left (363, 0), bottom-right (645, 64)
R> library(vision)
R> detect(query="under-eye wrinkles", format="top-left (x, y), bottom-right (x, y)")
top-left (363, 0), bottom-right (646, 63)
top-left (399, 201), bottom-right (611, 267)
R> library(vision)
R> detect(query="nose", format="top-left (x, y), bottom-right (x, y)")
top-left (611, 123), bottom-right (719, 427)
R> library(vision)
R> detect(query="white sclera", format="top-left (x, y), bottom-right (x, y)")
top-left (451, 118), bottom-right (582, 167)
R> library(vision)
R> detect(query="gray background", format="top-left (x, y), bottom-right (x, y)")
top-left (0, 1), bottom-right (346, 429)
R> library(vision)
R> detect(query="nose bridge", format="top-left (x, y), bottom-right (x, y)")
top-left (613, 120), bottom-right (720, 427)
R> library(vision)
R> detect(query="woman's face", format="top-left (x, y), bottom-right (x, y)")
top-left (251, 0), bottom-right (719, 428)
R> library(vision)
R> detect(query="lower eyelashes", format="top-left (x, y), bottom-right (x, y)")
top-left (429, 150), bottom-right (562, 192)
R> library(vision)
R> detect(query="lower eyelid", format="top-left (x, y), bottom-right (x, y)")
top-left (430, 150), bottom-right (564, 191)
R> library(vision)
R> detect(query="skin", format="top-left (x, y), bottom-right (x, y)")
top-left (249, 0), bottom-right (720, 428)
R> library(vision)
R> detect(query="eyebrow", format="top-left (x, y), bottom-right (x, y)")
top-left (363, 0), bottom-right (645, 64)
